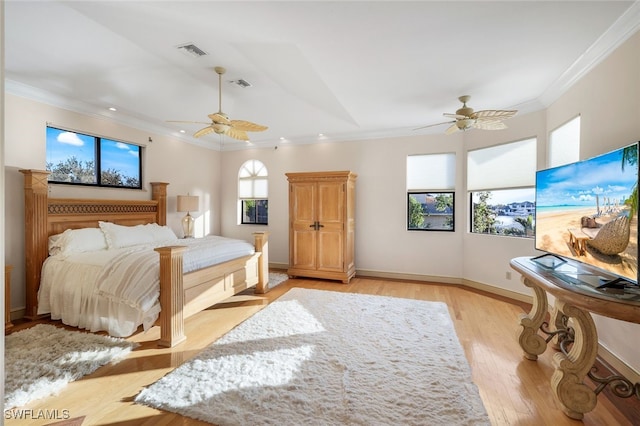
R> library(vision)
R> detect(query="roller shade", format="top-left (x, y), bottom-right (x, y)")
top-left (467, 138), bottom-right (536, 191)
top-left (407, 153), bottom-right (456, 190)
top-left (549, 116), bottom-right (580, 168)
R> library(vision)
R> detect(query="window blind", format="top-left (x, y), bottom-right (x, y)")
top-left (467, 138), bottom-right (536, 191)
top-left (407, 153), bottom-right (456, 190)
top-left (549, 116), bottom-right (580, 168)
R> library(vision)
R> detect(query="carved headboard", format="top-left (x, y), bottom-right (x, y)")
top-left (20, 169), bottom-right (169, 319)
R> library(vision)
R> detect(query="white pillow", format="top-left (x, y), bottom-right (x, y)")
top-left (99, 221), bottom-right (156, 249)
top-left (147, 223), bottom-right (179, 242)
top-left (99, 221), bottom-right (178, 249)
top-left (48, 228), bottom-right (108, 256)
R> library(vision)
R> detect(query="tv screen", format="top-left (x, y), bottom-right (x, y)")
top-left (535, 142), bottom-right (638, 284)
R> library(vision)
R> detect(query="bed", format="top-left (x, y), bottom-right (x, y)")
top-left (20, 169), bottom-right (269, 347)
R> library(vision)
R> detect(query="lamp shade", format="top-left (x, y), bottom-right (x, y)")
top-left (177, 195), bottom-right (199, 212)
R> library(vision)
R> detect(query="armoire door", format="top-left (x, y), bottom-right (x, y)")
top-left (316, 180), bottom-right (345, 273)
top-left (289, 181), bottom-right (318, 270)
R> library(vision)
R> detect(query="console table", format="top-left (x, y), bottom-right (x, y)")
top-left (510, 256), bottom-right (640, 420)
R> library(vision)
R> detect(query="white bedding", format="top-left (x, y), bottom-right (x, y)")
top-left (38, 235), bottom-right (256, 337)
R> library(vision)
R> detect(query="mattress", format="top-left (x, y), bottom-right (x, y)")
top-left (38, 235), bottom-right (255, 337)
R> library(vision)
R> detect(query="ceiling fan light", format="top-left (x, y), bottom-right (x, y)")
top-left (213, 122), bottom-right (230, 134)
top-left (457, 118), bottom-right (476, 131)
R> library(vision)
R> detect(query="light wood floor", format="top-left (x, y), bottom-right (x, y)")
top-left (5, 276), bottom-right (639, 425)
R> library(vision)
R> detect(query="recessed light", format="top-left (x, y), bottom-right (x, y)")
top-left (318, 133), bottom-right (324, 137)
top-left (280, 137), bottom-right (286, 140)
top-left (109, 107), bottom-right (117, 111)
top-left (180, 130), bottom-right (186, 133)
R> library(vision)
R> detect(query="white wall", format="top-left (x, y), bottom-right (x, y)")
top-left (217, 31), bottom-right (640, 375)
top-left (545, 30), bottom-right (640, 374)
top-left (3, 28), bottom-right (639, 378)
top-left (219, 133), bottom-right (465, 282)
top-left (462, 110), bottom-right (547, 294)
top-left (4, 93), bottom-right (222, 312)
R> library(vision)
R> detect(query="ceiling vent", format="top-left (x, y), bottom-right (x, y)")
top-left (176, 43), bottom-right (208, 58)
top-left (231, 79), bottom-right (252, 88)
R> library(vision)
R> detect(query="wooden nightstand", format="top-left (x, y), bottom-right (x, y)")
top-left (5, 265), bottom-right (13, 331)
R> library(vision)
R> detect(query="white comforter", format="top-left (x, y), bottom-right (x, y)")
top-left (38, 235), bottom-right (256, 337)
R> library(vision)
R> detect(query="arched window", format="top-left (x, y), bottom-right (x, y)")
top-left (238, 160), bottom-right (268, 224)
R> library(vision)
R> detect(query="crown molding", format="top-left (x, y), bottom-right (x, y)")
top-left (538, 2), bottom-right (640, 107)
top-left (4, 79), bottom-right (220, 151)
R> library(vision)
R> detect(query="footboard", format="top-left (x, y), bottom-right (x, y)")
top-left (155, 232), bottom-right (269, 347)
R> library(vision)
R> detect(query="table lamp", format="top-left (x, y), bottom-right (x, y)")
top-left (177, 194), bottom-right (199, 238)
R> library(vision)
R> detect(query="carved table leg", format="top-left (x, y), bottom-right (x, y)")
top-left (550, 300), bottom-right (598, 420)
top-left (548, 300), bottom-right (568, 351)
top-left (517, 276), bottom-right (549, 360)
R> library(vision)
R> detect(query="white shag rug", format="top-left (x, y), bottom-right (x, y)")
top-left (268, 272), bottom-right (289, 289)
top-left (5, 324), bottom-right (137, 409)
top-left (136, 288), bottom-right (490, 425)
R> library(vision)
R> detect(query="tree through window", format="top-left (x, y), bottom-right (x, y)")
top-left (46, 126), bottom-right (142, 189)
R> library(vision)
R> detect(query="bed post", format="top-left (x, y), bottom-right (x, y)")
top-left (253, 232), bottom-right (269, 294)
top-left (155, 245), bottom-right (187, 347)
top-left (150, 182), bottom-right (169, 226)
top-left (20, 169), bottom-right (50, 319)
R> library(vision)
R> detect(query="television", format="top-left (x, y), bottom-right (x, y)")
top-left (534, 142), bottom-right (638, 288)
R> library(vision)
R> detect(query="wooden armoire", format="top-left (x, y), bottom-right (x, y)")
top-left (286, 171), bottom-right (357, 283)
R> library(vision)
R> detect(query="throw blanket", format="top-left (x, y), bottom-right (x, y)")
top-left (39, 235), bottom-right (255, 337)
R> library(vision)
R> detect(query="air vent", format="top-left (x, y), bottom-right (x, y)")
top-left (176, 43), bottom-right (208, 58)
top-left (231, 79), bottom-right (252, 88)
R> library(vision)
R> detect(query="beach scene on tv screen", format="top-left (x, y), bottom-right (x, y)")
top-left (535, 144), bottom-right (638, 281)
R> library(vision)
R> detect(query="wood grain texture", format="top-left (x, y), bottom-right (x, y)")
top-left (19, 170), bottom-right (268, 347)
top-left (5, 276), bottom-right (638, 425)
top-left (512, 256), bottom-right (640, 421)
top-left (287, 171), bottom-right (356, 283)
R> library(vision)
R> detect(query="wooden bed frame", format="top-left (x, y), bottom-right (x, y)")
top-left (20, 169), bottom-right (269, 347)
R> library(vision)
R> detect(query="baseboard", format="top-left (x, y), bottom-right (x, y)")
top-left (354, 270), bottom-right (640, 387)
top-left (461, 278), bottom-right (533, 304)
top-left (27, 261), bottom-right (636, 385)
top-left (282, 266), bottom-right (640, 389)
top-left (10, 307), bottom-right (25, 322)
top-left (355, 268), bottom-right (462, 285)
top-left (269, 262), bottom-right (289, 271)
top-left (598, 342), bottom-right (640, 384)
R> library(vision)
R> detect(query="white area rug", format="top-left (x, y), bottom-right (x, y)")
top-left (268, 272), bottom-right (289, 289)
top-left (136, 288), bottom-right (490, 425)
top-left (5, 324), bottom-right (137, 409)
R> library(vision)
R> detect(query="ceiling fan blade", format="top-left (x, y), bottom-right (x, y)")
top-left (231, 120), bottom-right (268, 132)
top-left (413, 120), bottom-right (455, 131)
top-left (170, 66), bottom-right (268, 139)
top-left (472, 110), bottom-right (517, 120)
top-left (473, 120), bottom-right (508, 130)
top-left (193, 126), bottom-right (216, 138)
top-left (226, 127), bottom-right (250, 141)
top-left (167, 120), bottom-right (211, 125)
top-left (208, 113), bottom-right (231, 125)
top-left (445, 123), bottom-right (460, 135)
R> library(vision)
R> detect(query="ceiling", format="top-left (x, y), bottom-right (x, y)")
top-left (4, 1), bottom-right (639, 150)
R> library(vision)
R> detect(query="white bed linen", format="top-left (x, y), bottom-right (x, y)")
top-left (38, 235), bottom-right (256, 337)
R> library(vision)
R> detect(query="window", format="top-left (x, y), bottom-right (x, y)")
top-left (406, 153), bottom-right (455, 231)
top-left (46, 126), bottom-right (142, 189)
top-left (467, 138), bottom-right (536, 237)
top-left (549, 115), bottom-right (580, 167)
top-left (239, 159), bottom-right (268, 225)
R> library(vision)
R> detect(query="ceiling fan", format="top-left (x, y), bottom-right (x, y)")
top-left (168, 66), bottom-right (268, 141)
top-left (415, 95), bottom-right (517, 135)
